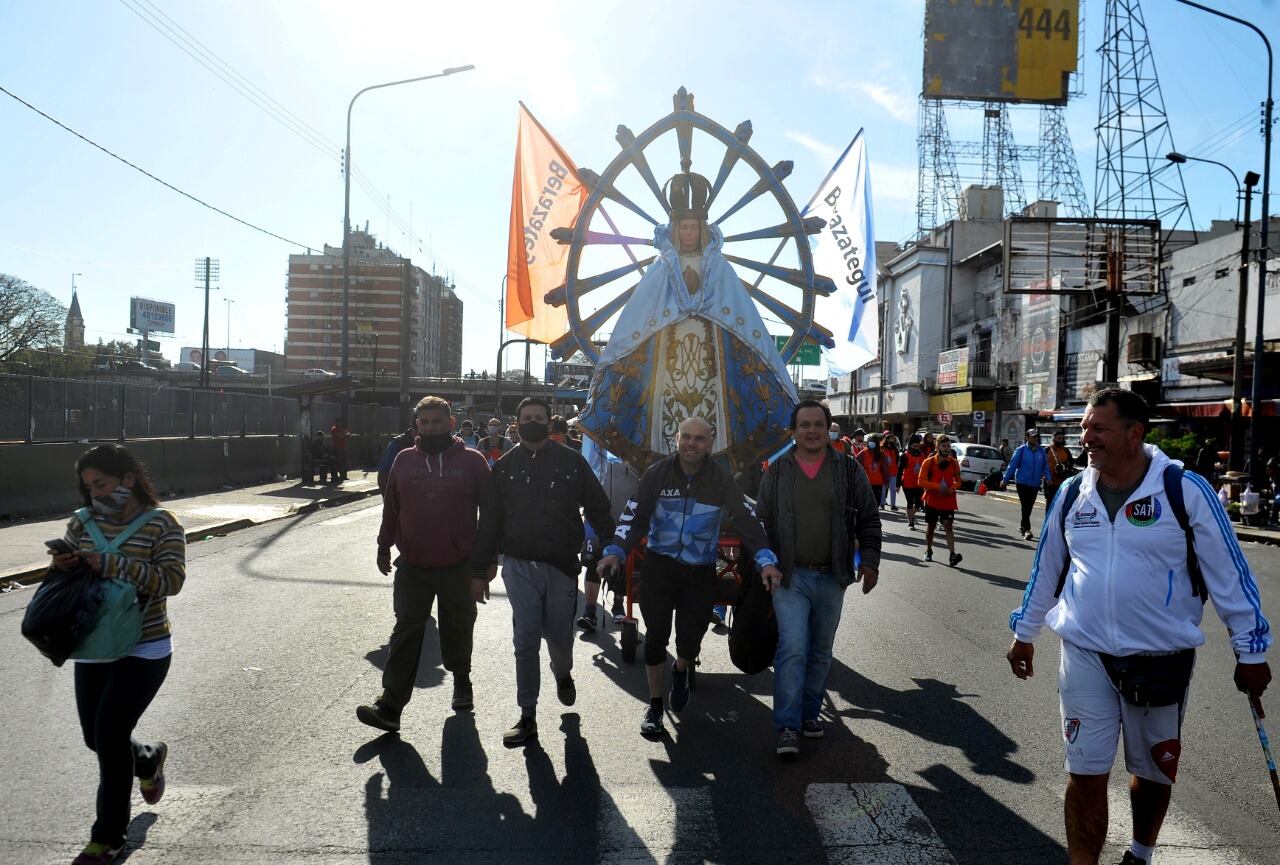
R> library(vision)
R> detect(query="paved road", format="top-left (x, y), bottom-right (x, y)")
top-left (2, 493), bottom-right (1277, 864)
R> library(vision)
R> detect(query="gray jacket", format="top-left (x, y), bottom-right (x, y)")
top-left (755, 447), bottom-right (882, 589)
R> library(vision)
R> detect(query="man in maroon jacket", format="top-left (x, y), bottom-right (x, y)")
top-left (357, 396), bottom-right (493, 733)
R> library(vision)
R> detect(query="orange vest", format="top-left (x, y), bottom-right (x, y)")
top-left (920, 454), bottom-right (962, 511)
top-left (857, 448), bottom-right (886, 485)
top-left (901, 451), bottom-right (928, 488)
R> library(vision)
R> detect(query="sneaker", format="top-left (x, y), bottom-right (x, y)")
top-left (710, 605), bottom-right (727, 627)
top-left (801, 719), bottom-right (824, 739)
top-left (503, 715), bottom-right (537, 746)
top-left (612, 609), bottom-right (627, 625)
top-left (72, 842), bottom-right (123, 865)
top-left (138, 741), bottom-right (167, 805)
top-left (908, 521), bottom-right (916, 531)
top-left (924, 548), bottom-right (933, 562)
top-left (1118, 854), bottom-right (1147, 865)
top-left (356, 701), bottom-right (401, 733)
top-left (949, 552), bottom-right (964, 568)
top-left (575, 614), bottom-right (597, 633)
top-left (776, 728), bottom-right (801, 757)
top-left (640, 705), bottom-right (665, 735)
top-left (452, 677), bottom-right (474, 710)
top-left (556, 675), bottom-right (576, 707)
top-left (669, 662), bottom-right (691, 713)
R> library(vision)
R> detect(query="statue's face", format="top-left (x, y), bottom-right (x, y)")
top-left (676, 218), bottom-right (702, 252)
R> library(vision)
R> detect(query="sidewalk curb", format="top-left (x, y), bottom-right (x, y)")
top-left (0, 486), bottom-right (379, 590)
top-left (980, 488), bottom-right (1279, 546)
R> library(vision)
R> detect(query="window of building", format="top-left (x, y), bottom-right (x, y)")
top-left (1182, 275), bottom-right (1196, 286)
top-left (1215, 267), bottom-right (1230, 279)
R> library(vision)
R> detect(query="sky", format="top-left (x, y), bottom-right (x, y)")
top-left (1, 0), bottom-right (1276, 377)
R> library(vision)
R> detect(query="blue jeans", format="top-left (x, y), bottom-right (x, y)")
top-left (772, 566), bottom-right (845, 731)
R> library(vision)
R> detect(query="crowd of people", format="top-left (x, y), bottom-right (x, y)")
top-left (34, 388), bottom-right (1272, 865)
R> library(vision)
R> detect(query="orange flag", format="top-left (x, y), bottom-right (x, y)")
top-left (506, 102), bottom-right (587, 343)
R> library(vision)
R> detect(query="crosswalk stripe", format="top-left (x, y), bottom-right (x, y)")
top-left (806, 783), bottom-right (958, 865)
top-left (598, 785), bottom-right (719, 864)
top-left (1105, 785), bottom-right (1261, 864)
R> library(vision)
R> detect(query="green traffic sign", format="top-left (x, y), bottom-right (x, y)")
top-left (774, 335), bottom-right (821, 366)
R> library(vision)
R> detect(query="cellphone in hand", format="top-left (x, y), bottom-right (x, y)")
top-left (45, 538), bottom-right (76, 555)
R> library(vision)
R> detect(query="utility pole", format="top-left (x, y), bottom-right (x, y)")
top-left (224, 297), bottom-right (236, 354)
top-left (195, 258), bottom-right (220, 389)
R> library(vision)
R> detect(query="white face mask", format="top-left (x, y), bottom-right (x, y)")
top-left (92, 484), bottom-right (133, 517)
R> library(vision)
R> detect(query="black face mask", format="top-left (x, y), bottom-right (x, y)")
top-left (519, 421), bottom-right (549, 444)
top-left (417, 432), bottom-right (453, 454)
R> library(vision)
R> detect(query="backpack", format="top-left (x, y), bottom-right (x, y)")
top-left (728, 556), bottom-right (776, 675)
top-left (1053, 466), bottom-right (1206, 603)
top-left (70, 507), bottom-right (162, 660)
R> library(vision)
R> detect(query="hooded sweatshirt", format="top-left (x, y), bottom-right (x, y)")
top-left (378, 437), bottom-right (492, 569)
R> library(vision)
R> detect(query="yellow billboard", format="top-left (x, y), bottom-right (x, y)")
top-left (924, 0), bottom-right (1079, 105)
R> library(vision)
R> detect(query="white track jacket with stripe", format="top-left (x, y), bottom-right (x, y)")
top-left (1009, 444), bottom-right (1270, 663)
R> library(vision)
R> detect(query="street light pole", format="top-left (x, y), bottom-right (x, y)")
top-left (1175, 0), bottom-right (1273, 482)
top-left (1167, 152), bottom-right (1259, 470)
top-left (341, 65), bottom-right (475, 382)
top-left (496, 337), bottom-right (542, 418)
top-left (224, 297), bottom-right (236, 354)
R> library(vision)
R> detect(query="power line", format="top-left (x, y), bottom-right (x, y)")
top-left (0, 83), bottom-right (318, 250)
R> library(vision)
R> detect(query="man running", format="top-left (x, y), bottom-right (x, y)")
top-left (919, 434), bottom-right (963, 567)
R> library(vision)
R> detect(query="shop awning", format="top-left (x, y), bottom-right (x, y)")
top-left (1157, 401), bottom-right (1230, 418)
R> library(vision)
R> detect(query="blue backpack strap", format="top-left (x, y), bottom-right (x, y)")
top-left (77, 508), bottom-right (160, 553)
top-left (1164, 465), bottom-right (1208, 604)
top-left (76, 507), bottom-right (110, 551)
top-left (1053, 473), bottom-right (1086, 597)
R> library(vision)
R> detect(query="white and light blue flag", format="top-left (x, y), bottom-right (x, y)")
top-left (802, 130), bottom-right (877, 375)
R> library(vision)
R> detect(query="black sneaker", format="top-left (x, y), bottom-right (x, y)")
top-left (356, 701), bottom-right (401, 733)
top-left (139, 741), bottom-right (167, 804)
top-left (801, 719), bottom-right (824, 739)
top-left (1118, 853), bottom-right (1147, 865)
top-left (556, 675), bottom-right (576, 707)
top-left (640, 705), bottom-right (665, 735)
top-left (949, 552), bottom-right (963, 568)
top-left (503, 715), bottom-right (537, 746)
top-left (669, 662), bottom-right (691, 713)
top-left (776, 728), bottom-right (800, 757)
top-left (452, 677), bottom-right (474, 710)
top-left (924, 548), bottom-right (933, 562)
top-left (612, 609), bottom-right (627, 625)
top-left (575, 614), bottom-right (597, 633)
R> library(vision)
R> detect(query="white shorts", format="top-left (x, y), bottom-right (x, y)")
top-left (1058, 640), bottom-right (1192, 784)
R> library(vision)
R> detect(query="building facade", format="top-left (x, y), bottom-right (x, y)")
top-left (285, 230), bottom-right (422, 381)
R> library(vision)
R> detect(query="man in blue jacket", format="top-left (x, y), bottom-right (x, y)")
top-left (1003, 428), bottom-right (1052, 540)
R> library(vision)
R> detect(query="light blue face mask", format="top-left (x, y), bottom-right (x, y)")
top-left (92, 484), bottom-right (133, 517)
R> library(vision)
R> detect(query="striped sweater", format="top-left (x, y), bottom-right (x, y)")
top-left (62, 508), bottom-right (187, 644)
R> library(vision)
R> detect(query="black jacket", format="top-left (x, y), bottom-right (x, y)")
top-left (756, 447), bottom-right (882, 589)
top-left (471, 440), bottom-right (614, 578)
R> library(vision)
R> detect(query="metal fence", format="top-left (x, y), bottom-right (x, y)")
top-left (0, 374), bottom-right (404, 445)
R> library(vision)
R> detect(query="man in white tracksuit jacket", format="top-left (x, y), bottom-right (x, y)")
top-left (1006, 388), bottom-right (1271, 865)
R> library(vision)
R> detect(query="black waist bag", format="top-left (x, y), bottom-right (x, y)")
top-left (1098, 649), bottom-right (1195, 707)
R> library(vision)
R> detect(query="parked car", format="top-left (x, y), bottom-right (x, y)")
top-left (303, 368), bottom-right (337, 380)
top-left (173, 361), bottom-right (201, 373)
top-left (215, 364), bottom-right (249, 376)
top-left (951, 442), bottom-right (1006, 490)
top-left (91, 359), bottom-right (119, 372)
top-left (123, 360), bottom-right (158, 372)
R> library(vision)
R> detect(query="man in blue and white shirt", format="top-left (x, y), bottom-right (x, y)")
top-left (1007, 388), bottom-right (1271, 865)
top-left (598, 416), bottom-right (782, 736)
top-left (1003, 427), bottom-right (1052, 541)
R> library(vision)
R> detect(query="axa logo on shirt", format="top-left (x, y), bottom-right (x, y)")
top-left (659, 488), bottom-right (684, 498)
top-left (1126, 496), bottom-right (1162, 527)
top-left (1072, 503), bottom-right (1101, 528)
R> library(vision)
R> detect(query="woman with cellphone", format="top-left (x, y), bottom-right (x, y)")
top-left (46, 444), bottom-right (186, 865)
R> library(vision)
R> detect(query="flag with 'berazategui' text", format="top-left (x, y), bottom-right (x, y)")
top-left (505, 102), bottom-right (586, 343)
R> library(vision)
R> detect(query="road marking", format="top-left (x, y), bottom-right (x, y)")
top-left (806, 783), bottom-right (958, 864)
top-left (1105, 785), bottom-right (1261, 864)
top-left (598, 785), bottom-right (719, 864)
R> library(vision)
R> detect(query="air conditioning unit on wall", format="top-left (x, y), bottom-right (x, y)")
top-left (1126, 333), bottom-right (1160, 366)
top-left (919, 377), bottom-right (935, 392)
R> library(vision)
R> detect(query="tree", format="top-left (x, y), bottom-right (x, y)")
top-left (0, 273), bottom-right (65, 363)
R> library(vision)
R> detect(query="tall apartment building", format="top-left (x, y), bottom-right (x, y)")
top-left (418, 272), bottom-right (463, 377)
top-left (439, 290), bottom-right (463, 377)
top-left (285, 230), bottom-right (422, 380)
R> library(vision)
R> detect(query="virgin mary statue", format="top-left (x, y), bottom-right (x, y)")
top-left (576, 171), bottom-right (797, 474)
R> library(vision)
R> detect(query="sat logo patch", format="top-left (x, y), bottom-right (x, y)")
top-left (1125, 496), bottom-right (1161, 527)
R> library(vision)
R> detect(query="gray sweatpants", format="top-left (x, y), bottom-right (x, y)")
top-left (501, 557), bottom-right (577, 712)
